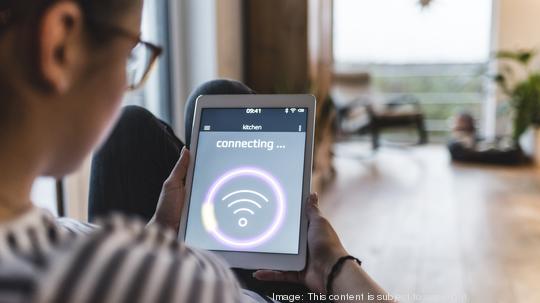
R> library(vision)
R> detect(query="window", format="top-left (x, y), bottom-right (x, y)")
top-left (32, 178), bottom-right (59, 216)
top-left (333, 0), bottom-right (493, 139)
top-left (32, 1), bottom-right (174, 216)
top-left (124, 0), bottom-right (173, 123)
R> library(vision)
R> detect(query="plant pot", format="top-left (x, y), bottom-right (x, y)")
top-left (519, 126), bottom-right (540, 164)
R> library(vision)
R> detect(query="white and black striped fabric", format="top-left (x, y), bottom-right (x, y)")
top-left (0, 207), bottom-right (270, 303)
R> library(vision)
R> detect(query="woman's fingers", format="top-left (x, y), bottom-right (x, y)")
top-left (252, 270), bottom-right (301, 284)
top-left (164, 147), bottom-right (190, 188)
top-left (306, 193), bottom-right (320, 220)
top-left (150, 147), bottom-right (190, 232)
top-left (178, 147), bottom-right (190, 182)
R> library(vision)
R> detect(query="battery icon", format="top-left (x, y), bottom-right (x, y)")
top-left (298, 109), bottom-right (305, 113)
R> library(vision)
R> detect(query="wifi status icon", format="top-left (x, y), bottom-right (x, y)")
top-left (222, 190), bottom-right (269, 227)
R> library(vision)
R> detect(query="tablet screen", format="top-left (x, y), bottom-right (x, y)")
top-left (185, 107), bottom-right (308, 254)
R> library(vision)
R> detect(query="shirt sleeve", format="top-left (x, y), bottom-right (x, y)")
top-left (34, 215), bottom-right (245, 303)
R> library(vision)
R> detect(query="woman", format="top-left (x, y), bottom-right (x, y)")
top-left (0, 0), bottom-right (393, 302)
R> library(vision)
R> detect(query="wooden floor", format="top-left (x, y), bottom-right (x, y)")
top-left (320, 143), bottom-right (540, 303)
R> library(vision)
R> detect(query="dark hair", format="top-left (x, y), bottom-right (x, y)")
top-left (0, 0), bottom-right (134, 132)
top-left (0, 0), bottom-right (132, 39)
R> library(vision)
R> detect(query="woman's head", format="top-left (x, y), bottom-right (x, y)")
top-left (0, 0), bottom-right (144, 177)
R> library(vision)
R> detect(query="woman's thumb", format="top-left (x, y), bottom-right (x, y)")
top-left (164, 147), bottom-right (190, 187)
top-left (306, 193), bottom-right (320, 220)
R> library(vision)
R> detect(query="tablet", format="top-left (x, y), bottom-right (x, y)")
top-left (178, 94), bottom-right (316, 270)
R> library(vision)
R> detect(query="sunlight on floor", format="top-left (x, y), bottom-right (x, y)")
top-left (321, 143), bottom-right (540, 303)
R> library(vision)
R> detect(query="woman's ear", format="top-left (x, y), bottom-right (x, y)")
top-left (38, 1), bottom-right (83, 94)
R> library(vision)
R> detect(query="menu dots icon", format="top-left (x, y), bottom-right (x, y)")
top-left (222, 190), bottom-right (269, 228)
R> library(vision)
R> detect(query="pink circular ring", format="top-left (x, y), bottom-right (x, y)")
top-left (202, 167), bottom-right (286, 249)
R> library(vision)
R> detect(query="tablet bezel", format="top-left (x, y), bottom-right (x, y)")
top-left (178, 94), bottom-right (316, 271)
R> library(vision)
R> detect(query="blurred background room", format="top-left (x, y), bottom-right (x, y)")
top-left (33, 0), bottom-right (540, 302)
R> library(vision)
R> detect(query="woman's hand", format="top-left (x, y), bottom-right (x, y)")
top-left (253, 193), bottom-right (348, 293)
top-left (148, 147), bottom-right (190, 233)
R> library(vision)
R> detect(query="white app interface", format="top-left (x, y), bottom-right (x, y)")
top-left (185, 107), bottom-right (308, 254)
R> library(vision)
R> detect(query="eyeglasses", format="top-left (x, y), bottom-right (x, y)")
top-left (0, 5), bottom-right (162, 91)
top-left (126, 39), bottom-right (163, 91)
top-left (102, 25), bottom-right (163, 91)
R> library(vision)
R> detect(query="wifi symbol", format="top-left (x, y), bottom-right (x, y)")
top-left (222, 190), bottom-right (269, 227)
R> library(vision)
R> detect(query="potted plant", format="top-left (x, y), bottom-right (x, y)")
top-left (494, 50), bottom-right (540, 147)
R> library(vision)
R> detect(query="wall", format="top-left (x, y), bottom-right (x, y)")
top-left (244, 0), bottom-right (309, 93)
top-left (491, 0), bottom-right (540, 136)
top-left (184, 0), bottom-right (219, 93)
top-left (216, 0), bottom-right (244, 81)
top-left (169, 0), bottom-right (244, 139)
top-left (497, 0), bottom-right (540, 53)
top-left (64, 157), bottom-right (91, 221)
top-left (169, 0), bottom-right (218, 140)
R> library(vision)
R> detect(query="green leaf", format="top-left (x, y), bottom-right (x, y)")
top-left (496, 49), bottom-right (536, 66)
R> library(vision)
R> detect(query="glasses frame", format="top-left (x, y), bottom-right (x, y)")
top-left (91, 23), bottom-right (163, 91)
top-left (126, 39), bottom-right (163, 91)
top-left (0, 5), bottom-right (163, 91)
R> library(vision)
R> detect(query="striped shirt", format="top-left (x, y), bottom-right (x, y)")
top-left (0, 207), bottom-right (272, 303)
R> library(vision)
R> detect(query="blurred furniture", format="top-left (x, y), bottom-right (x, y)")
top-left (366, 95), bottom-right (428, 149)
top-left (332, 72), bottom-right (428, 150)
